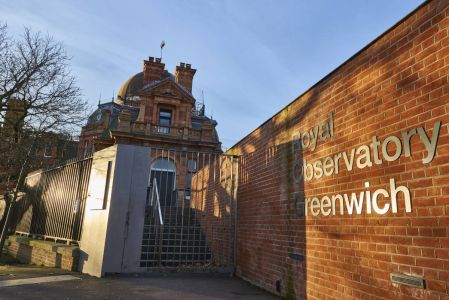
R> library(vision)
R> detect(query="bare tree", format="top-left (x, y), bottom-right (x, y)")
top-left (0, 23), bottom-right (87, 252)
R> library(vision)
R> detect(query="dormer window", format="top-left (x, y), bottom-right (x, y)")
top-left (158, 109), bottom-right (172, 133)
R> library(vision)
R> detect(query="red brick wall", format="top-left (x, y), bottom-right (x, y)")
top-left (191, 156), bottom-right (238, 267)
top-left (6, 237), bottom-right (78, 271)
top-left (230, 1), bottom-right (449, 299)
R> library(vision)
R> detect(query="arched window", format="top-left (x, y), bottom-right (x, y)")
top-left (150, 159), bottom-right (176, 172)
top-left (148, 159), bottom-right (177, 207)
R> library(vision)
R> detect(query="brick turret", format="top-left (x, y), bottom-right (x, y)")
top-left (143, 57), bottom-right (165, 84)
top-left (174, 63), bottom-right (196, 93)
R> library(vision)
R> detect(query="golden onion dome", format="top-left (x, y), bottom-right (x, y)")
top-left (116, 72), bottom-right (144, 103)
top-left (115, 70), bottom-right (174, 104)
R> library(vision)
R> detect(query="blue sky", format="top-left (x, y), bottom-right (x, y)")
top-left (1, 0), bottom-right (424, 149)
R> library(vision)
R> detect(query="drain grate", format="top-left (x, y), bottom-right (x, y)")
top-left (390, 273), bottom-right (425, 289)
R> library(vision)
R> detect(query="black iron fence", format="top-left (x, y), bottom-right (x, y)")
top-left (140, 148), bottom-right (238, 270)
top-left (13, 157), bottom-right (92, 243)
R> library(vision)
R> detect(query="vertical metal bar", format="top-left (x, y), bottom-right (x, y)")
top-left (194, 151), bottom-right (200, 264)
top-left (173, 149), bottom-right (178, 263)
top-left (79, 159), bottom-right (92, 239)
top-left (52, 165), bottom-right (64, 239)
top-left (31, 172), bottom-right (40, 236)
top-left (56, 165), bottom-right (65, 240)
top-left (157, 148), bottom-right (164, 267)
top-left (153, 148), bottom-right (158, 266)
top-left (141, 149), bottom-right (149, 269)
top-left (76, 158), bottom-right (92, 241)
top-left (150, 149), bottom-right (156, 265)
top-left (71, 159), bottom-right (83, 240)
top-left (55, 166), bottom-right (65, 239)
top-left (73, 160), bottom-right (82, 241)
top-left (65, 162), bottom-right (75, 240)
top-left (43, 168), bottom-right (53, 238)
top-left (61, 163), bottom-right (71, 240)
top-left (224, 156), bottom-right (229, 265)
top-left (39, 169), bottom-right (47, 237)
top-left (204, 152), bottom-right (211, 263)
top-left (232, 156), bottom-right (239, 269)
top-left (216, 155), bottom-right (222, 265)
top-left (164, 149), bottom-right (170, 267)
top-left (199, 152), bottom-right (205, 262)
top-left (64, 163), bottom-right (74, 239)
top-left (186, 150), bottom-right (193, 265)
top-left (232, 157), bottom-right (237, 268)
top-left (52, 165), bottom-right (62, 239)
top-left (186, 150), bottom-right (192, 265)
top-left (57, 165), bottom-right (66, 240)
top-left (212, 153), bottom-right (217, 265)
top-left (181, 149), bottom-right (186, 264)
top-left (38, 168), bottom-right (50, 237)
top-left (229, 156), bottom-right (234, 266)
top-left (44, 168), bottom-right (53, 238)
top-left (217, 156), bottom-right (222, 265)
top-left (40, 168), bottom-right (51, 238)
top-left (155, 149), bottom-right (165, 267)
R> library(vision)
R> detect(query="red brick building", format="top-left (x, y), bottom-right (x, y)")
top-left (78, 58), bottom-right (221, 156)
top-left (0, 99), bottom-right (78, 193)
top-left (228, 1), bottom-right (449, 299)
top-left (78, 57), bottom-right (222, 207)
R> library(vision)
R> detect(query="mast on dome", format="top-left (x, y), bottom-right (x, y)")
top-left (160, 40), bottom-right (165, 60)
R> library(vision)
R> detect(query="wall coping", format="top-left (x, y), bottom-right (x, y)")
top-left (7, 235), bottom-right (79, 257)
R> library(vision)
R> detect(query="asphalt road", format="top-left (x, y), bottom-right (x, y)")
top-left (0, 255), bottom-right (277, 300)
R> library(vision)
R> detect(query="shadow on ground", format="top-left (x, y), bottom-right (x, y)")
top-left (0, 251), bottom-right (70, 281)
top-left (0, 255), bottom-right (277, 300)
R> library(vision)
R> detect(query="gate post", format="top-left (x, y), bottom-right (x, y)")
top-left (232, 155), bottom-right (239, 273)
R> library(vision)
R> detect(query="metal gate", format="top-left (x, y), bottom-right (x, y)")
top-left (140, 148), bottom-right (238, 270)
top-left (13, 157), bottom-right (92, 243)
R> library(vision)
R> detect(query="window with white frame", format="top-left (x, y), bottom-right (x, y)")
top-left (44, 142), bottom-right (52, 158)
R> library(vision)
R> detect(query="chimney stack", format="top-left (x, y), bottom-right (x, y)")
top-left (143, 56), bottom-right (165, 84)
top-left (174, 62), bottom-right (196, 93)
top-left (1, 98), bottom-right (25, 141)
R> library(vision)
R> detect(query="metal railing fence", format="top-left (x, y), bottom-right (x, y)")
top-left (140, 148), bottom-right (238, 270)
top-left (13, 156), bottom-right (92, 243)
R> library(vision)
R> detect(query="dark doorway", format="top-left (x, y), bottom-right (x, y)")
top-left (149, 170), bottom-right (175, 207)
